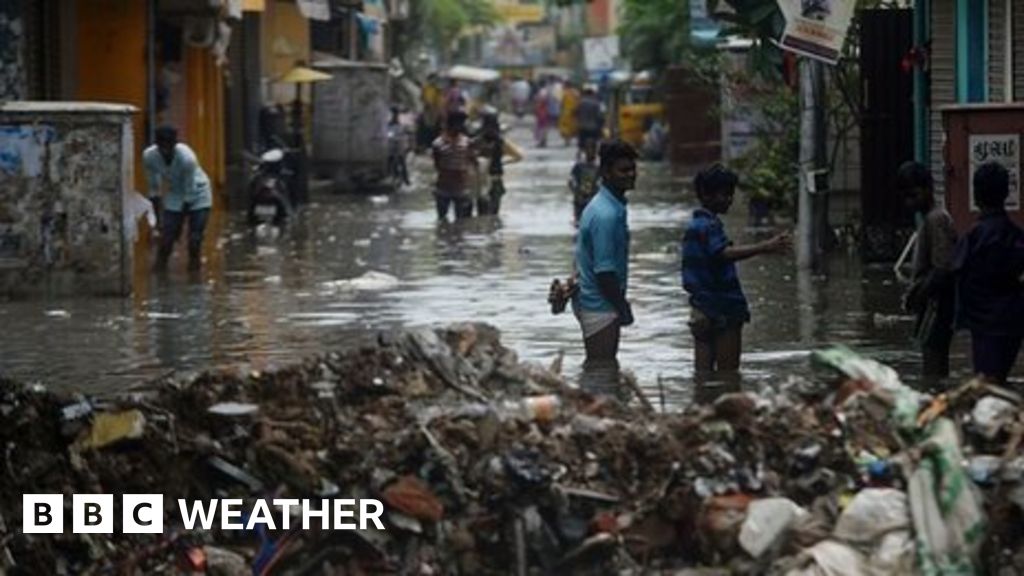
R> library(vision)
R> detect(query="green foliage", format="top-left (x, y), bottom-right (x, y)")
top-left (618, 0), bottom-right (691, 75)
top-left (731, 75), bottom-right (800, 212)
top-left (719, 0), bottom-right (897, 212)
top-left (400, 0), bottom-right (500, 62)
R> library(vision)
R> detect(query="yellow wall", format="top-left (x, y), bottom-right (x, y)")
top-left (75, 0), bottom-right (147, 194)
top-left (262, 0), bottom-right (311, 104)
top-left (185, 46), bottom-right (226, 197)
top-left (75, 0), bottom-right (153, 291)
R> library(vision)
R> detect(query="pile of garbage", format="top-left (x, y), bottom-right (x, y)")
top-left (1, 323), bottom-right (1024, 574)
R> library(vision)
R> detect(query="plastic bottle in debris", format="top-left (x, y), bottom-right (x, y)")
top-left (499, 395), bottom-right (562, 424)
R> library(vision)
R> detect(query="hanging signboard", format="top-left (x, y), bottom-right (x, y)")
top-left (494, 3), bottom-right (546, 25)
top-left (968, 134), bottom-right (1021, 211)
top-left (583, 36), bottom-right (619, 74)
top-left (776, 0), bottom-right (856, 64)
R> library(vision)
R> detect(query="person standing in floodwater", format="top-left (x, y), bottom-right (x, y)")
top-left (572, 140), bottom-right (638, 364)
top-left (144, 125), bottom-right (213, 272)
top-left (569, 138), bottom-right (600, 223)
top-left (898, 161), bottom-right (957, 379)
top-left (575, 87), bottom-right (604, 151)
top-left (682, 164), bottom-right (790, 374)
top-left (432, 111), bottom-right (475, 221)
top-left (472, 110), bottom-right (523, 216)
top-left (952, 161), bottom-right (1024, 383)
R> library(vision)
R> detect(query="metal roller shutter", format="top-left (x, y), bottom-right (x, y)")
top-left (930, 0), bottom-right (956, 194)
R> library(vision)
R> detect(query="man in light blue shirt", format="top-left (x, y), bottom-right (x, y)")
top-left (143, 126), bottom-right (213, 271)
top-left (573, 139), bottom-right (637, 363)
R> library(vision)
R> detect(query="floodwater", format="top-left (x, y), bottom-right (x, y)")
top-left (0, 123), bottom-right (982, 404)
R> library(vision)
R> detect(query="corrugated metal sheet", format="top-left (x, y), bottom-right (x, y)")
top-left (1016, 0), bottom-right (1024, 99)
top-left (931, 0), bottom-right (957, 194)
top-left (991, 0), bottom-right (1006, 101)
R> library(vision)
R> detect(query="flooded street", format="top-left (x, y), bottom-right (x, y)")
top-left (0, 125), bottom-right (975, 400)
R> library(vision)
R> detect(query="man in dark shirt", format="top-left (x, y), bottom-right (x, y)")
top-left (898, 161), bottom-right (957, 378)
top-left (575, 88), bottom-right (604, 151)
top-left (952, 161), bottom-right (1024, 383)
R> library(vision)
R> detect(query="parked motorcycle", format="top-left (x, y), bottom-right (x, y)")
top-left (247, 149), bottom-right (292, 228)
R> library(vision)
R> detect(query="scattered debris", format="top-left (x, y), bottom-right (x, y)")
top-left (1, 327), bottom-right (1023, 574)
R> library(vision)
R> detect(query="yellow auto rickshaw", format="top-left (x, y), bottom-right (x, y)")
top-left (607, 71), bottom-right (665, 149)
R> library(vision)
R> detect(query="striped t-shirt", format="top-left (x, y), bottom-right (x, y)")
top-left (432, 134), bottom-right (472, 197)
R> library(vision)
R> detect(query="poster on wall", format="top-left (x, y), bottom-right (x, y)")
top-left (775, 0), bottom-right (856, 65)
top-left (969, 134), bottom-right (1021, 212)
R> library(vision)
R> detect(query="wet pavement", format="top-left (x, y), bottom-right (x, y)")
top-left (0, 123), bottom-right (983, 401)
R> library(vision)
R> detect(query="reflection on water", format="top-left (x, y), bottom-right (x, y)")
top-left (0, 125), bottom-right (980, 403)
top-left (579, 359), bottom-right (629, 403)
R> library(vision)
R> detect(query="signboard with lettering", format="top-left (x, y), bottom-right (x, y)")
top-left (968, 134), bottom-right (1021, 212)
top-left (776, 0), bottom-right (856, 65)
top-left (494, 3), bottom-right (545, 25)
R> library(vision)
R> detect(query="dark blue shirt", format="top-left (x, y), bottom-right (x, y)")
top-left (681, 208), bottom-right (750, 324)
top-left (952, 211), bottom-right (1024, 336)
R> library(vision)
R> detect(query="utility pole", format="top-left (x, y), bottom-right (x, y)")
top-left (797, 57), bottom-right (828, 271)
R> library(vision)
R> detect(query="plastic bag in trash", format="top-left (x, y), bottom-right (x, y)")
top-left (832, 488), bottom-right (910, 545)
top-left (738, 498), bottom-right (808, 558)
top-left (970, 396), bottom-right (1017, 440)
top-left (869, 530), bottom-right (915, 575)
top-left (783, 540), bottom-right (868, 576)
top-left (908, 418), bottom-right (985, 574)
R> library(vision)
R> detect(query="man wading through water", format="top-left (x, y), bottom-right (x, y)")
top-left (431, 110), bottom-right (474, 221)
top-left (144, 125), bottom-right (213, 272)
top-left (572, 140), bottom-right (638, 365)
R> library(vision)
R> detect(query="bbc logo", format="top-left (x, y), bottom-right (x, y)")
top-left (23, 494), bottom-right (163, 534)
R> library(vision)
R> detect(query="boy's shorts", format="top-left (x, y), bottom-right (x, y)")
top-left (688, 308), bottom-right (744, 342)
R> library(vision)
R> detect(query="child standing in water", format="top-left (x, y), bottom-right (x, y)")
top-left (682, 164), bottom-right (791, 374)
top-left (569, 139), bottom-right (601, 223)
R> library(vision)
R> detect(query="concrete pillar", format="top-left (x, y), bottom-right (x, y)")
top-left (0, 102), bottom-right (138, 297)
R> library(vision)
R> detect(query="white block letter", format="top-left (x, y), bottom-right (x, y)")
top-left (333, 499), bottom-right (356, 530)
top-left (179, 500), bottom-right (218, 530)
top-left (73, 494), bottom-right (113, 534)
top-left (123, 494), bottom-right (163, 534)
top-left (221, 499), bottom-right (243, 530)
top-left (23, 494), bottom-right (63, 534)
top-left (360, 499), bottom-right (385, 530)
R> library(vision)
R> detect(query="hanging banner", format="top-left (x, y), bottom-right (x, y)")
top-left (296, 0), bottom-right (330, 21)
top-left (776, 0), bottom-right (856, 64)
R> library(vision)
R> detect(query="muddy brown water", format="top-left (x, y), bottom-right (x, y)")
top-left (0, 124), bottom-right (985, 404)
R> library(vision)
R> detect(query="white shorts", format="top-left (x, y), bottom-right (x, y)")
top-left (574, 308), bottom-right (619, 339)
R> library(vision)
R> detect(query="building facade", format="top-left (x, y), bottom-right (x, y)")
top-left (920, 0), bottom-right (1024, 193)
